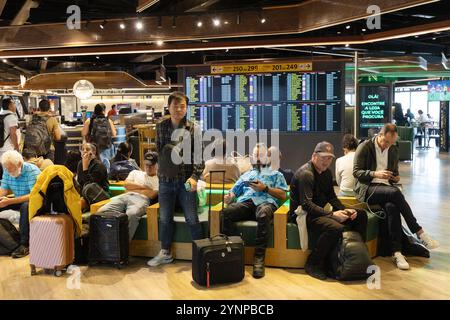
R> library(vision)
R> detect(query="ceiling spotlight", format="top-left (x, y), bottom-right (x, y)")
top-left (345, 44), bottom-right (350, 47)
top-left (414, 35), bottom-right (419, 38)
top-left (346, 25), bottom-right (351, 29)
top-left (136, 20), bottom-right (143, 30)
top-left (260, 18), bottom-right (266, 24)
top-left (100, 20), bottom-right (107, 29)
top-left (362, 28), bottom-right (366, 32)
top-left (2, 59), bottom-right (7, 63)
top-left (196, 21), bottom-right (203, 27)
top-left (44, 57), bottom-right (48, 60)
top-left (213, 18), bottom-right (220, 26)
top-left (119, 22), bottom-right (126, 29)
top-left (337, 31), bottom-right (341, 34)
top-left (432, 37), bottom-right (436, 40)
top-left (156, 40), bottom-right (164, 46)
top-left (96, 56), bottom-right (100, 59)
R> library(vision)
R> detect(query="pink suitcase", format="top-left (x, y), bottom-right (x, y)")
top-left (29, 214), bottom-right (75, 277)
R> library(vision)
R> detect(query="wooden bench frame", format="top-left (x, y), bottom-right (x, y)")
top-left (90, 195), bottom-right (377, 268)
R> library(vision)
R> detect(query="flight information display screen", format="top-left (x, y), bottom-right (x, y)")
top-left (184, 69), bottom-right (342, 132)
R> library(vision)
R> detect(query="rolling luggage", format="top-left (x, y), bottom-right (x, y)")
top-left (0, 218), bottom-right (20, 255)
top-left (192, 170), bottom-right (245, 287)
top-left (192, 234), bottom-right (245, 287)
top-left (29, 214), bottom-right (75, 276)
top-left (88, 211), bottom-right (129, 268)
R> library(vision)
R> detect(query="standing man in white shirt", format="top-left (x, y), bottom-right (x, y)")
top-left (0, 98), bottom-right (20, 179)
top-left (335, 134), bottom-right (359, 197)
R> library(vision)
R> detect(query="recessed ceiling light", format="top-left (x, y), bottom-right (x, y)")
top-left (345, 44), bottom-right (350, 47)
top-left (2, 59), bottom-right (7, 63)
top-left (414, 35), bottom-right (419, 38)
top-left (337, 31), bottom-right (341, 34)
top-left (156, 40), bottom-right (164, 46)
top-left (362, 28), bottom-right (366, 32)
top-left (432, 37), bottom-right (437, 40)
top-left (224, 21), bottom-right (229, 25)
top-left (197, 21), bottom-right (203, 27)
top-left (96, 56), bottom-right (100, 59)
top-left (213, 18), bottom-right (220, 26)
top-left (346, 25), bottom-right (351, 29)
top-left (119, 22), bottom-right (126, 29)
top-left (260, 18), bottom-right (266, 24)
top-left (44, 57), bottom-right (48, 61)
top-left (136, 21), bottom-right (143, 30)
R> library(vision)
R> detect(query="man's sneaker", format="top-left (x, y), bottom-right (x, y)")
top-left (419, 233), bottom-right (439, 250)
top-left (11, 245), bottom-right (29, 259)
top-left (393, 252), bottom-right (410, 270)
top-left (147, 249), bottom-right (174, 267)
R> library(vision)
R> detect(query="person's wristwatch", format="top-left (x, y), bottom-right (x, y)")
top-left (263, 185), bottom-right (269, 193)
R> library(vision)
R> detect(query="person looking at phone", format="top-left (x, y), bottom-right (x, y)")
top-left (353, 123), bottom-right (438, 271)
top-left (289, 141), bottom-right (367, 280)
top-left (77, 142), bottom-right (109, 209)
top-left (221, 143), bottom-right (288, 279)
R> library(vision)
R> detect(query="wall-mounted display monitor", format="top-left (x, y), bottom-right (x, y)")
top-left (182, 62), bottom-right (343, 132)
top-left (428, 80), bottom-right (450, 101)
top-left (359, 85), bottom-right (391, 137)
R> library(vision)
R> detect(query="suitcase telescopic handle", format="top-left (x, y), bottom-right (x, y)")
top-left (210, 234), bottom-right (229, 241)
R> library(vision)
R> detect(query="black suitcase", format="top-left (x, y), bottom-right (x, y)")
top-left (192, 235), bottom-right (245, 287)
top-left (192, 170), bottom-right (245, 287)
top-left (88, 211), bottom-right (129, 268)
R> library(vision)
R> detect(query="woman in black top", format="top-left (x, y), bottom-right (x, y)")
top-left (77, 142), bottom-right (109, 192)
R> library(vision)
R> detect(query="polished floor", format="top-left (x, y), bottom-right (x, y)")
top-left (1, 149), bottom-right (449, 300)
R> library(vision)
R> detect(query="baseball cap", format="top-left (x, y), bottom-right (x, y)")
top-left (144, 151), bottom-right (158, 166)
top-left (314, 141), bottom-right (335, 158)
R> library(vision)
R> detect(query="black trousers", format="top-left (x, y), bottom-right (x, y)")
top-left (307, 210), bottom-right (367, 266)
top-left (221, 199), bottom-right (276, 255)
top-left (366, 184), bottom-right (422, 253)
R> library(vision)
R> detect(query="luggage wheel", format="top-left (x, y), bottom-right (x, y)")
top-left (30, 265), bottom-right (37, 276)
top-left (54, 269), bottom-right (63, 277)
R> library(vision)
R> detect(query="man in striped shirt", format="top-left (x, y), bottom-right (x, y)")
top-left (0, 150), bottom-right (41, 258)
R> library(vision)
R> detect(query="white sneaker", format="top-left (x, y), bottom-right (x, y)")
top-left (147, 249), bottom-right (174, 267)
top-left (419, 233), bottom-right (439, 250)
top-left (393, 252), bottom-right (410, 270)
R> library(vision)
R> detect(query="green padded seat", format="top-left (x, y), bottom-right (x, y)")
top-left (234, 221), bottom-right (274, 248)
top-left (109, 186), bottom-right (126, 197)
top-left (134, 216), bottom-right (148, 240)
top-left (286, 211), bottom-right (379, 250)
top-left (157, 206), bottom-right (210, 243)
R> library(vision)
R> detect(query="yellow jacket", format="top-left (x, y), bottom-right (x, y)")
top-left (29, 165), bottom-right (82, 235)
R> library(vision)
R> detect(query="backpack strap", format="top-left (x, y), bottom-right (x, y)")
top-left (1, 113), bottom-right (14, 144)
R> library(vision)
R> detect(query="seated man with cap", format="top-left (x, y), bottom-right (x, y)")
top-left (290, 141), bottom-right (367, 280)
top-left (97, 151), bottom-right (159, 241)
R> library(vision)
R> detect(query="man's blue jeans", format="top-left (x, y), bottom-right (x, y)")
top-left (159, 180), bottom-right (203, 251)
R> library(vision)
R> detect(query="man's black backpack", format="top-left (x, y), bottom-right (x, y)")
top-left (0, 113), bottom-right (13, 148)
top-left (37, 176), bottom-right (68, 215)
top-left (90, 117), bottom-right (112, 151)
top-left (24, 114), bottom-right (52, 156)
top-left (0, 218), bottom-right (20, 255)
top-left (328, 231), bottom-right (375, 281)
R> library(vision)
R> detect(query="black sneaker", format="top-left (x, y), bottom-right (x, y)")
top-left (305, 260), bottom-right (327, 281)
top-left (252, 255), bottom-right (265, 279)
top-left (11, 245), bottom-right (29, 259)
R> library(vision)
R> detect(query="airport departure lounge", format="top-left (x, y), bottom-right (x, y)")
top-left (0, 0), bottom-right (449, 302)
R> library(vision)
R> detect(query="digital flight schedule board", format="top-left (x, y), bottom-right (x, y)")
top-left (358, 85), bottom-right (392, 137)
top-left (181, 62), bottom-right (344, 133)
